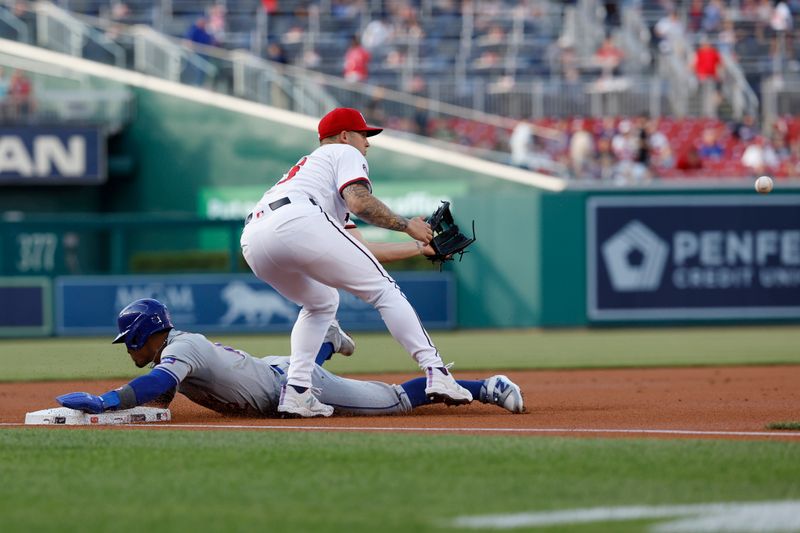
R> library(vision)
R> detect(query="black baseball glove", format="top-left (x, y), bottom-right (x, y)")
top-left (425, 201), bottom-right (476, 265)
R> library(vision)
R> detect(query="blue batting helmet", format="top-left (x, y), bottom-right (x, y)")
top-left (112, 298), bottom-right (173, 350)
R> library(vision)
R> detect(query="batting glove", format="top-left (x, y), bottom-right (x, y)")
top-left (56, 391), bottom-right (121, 414)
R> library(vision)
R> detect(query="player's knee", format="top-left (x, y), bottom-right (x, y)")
top-left (364, 284), bottom-right (401, 307)
top-left (303, 292), bottom-right (339, 314)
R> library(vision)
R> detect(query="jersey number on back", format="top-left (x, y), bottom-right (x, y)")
top-left (276, 157), bottom-right (308, 185)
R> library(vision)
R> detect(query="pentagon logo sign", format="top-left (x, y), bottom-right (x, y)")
top-left (601, 220), bottom-right (669, 292)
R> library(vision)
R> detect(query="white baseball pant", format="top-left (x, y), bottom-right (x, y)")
top-left (241, 198), bottom-right (445, 388)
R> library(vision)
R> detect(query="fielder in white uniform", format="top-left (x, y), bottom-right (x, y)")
top-left (55, 299), bottom-right (525, 417)
top-left (240, 107), bottom-right (473, 417)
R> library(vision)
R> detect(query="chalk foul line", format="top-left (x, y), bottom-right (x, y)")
top-left (2, 422), bottom-right (800, 438)
top-left (449, 501), bottom-right (800, 531)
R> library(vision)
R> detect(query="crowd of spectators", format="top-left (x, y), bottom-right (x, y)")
top-left (645, 0), bottom-right (799, 118)
top-left (43, 0), bottom-right (800, 93)
top-left (362, 91), bottom-right (798, 182)
top-left (340, 0), bottom-right (799, 181)
top-left (503, 113), bottom-right (800, 181)
top-left (8, 0), bottom-right (799, 182)
top-left (57, 1), bottom-right (798, 100)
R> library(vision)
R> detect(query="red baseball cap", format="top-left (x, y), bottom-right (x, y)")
top-left (318, 108), bottom-right (383, 140)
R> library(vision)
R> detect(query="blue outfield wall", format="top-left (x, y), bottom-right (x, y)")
top-left (55, 272), bottom-right (455, 337)
top-left (0, 277), bottom-right (52, 337)
top-left (4, 191), bottom-right (800, 338)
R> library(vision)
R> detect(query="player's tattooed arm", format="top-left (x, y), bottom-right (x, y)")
top-left (342, 182), bottom-right (408, 231)
top-left (342, 183), bottom-right (432, 243)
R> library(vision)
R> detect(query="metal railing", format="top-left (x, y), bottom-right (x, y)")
top-left (619, 7), bottom-right (652, 75)
top-left (761, 76), bottom-right (800, 131)
top-left (34, 1), bottom-right (125, 67)
top-left (657, 47), bottom-right (692, 118)
top-left (422, 76), bottom-right (670, 119)
top-left (230, 50), bottom-right (337, 116)
top-left (573, 0), bottom-right (606, 60)
top-left (132, 24), bottom-right (183, 80)
top-left (131, 24), bottom-right (218, 86)
top-left (0, 4), bottom-right (29, 43)
top-left (250, 5), bottom-right (267, 55)
top-left (719, 51), bottom-right (759, 120)
top-left (453, 1), bottom-right (473, 87)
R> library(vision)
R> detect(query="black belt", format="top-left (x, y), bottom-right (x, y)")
top-left (245, 197), bottom-right (317, 225)
top-left (268, 197), bottom-right (291, 210)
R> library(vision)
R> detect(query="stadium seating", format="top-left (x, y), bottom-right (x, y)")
top-left (5, 0), bottom-right (799, 180)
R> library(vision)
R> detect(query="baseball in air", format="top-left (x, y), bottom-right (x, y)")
top-left (754, 175), bottom-right (773, 194)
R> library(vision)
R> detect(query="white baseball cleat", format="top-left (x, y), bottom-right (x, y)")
top-left (277, 385), bottom-right (334, 418)
top-left (325, 319), bottom-right (355, 356)
top-left (425, 364), bottom-right (473, 405)
top-left (481, 375), bottom-right (524, 414)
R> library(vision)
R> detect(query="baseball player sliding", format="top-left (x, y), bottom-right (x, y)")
top-left (240, 107), bottom-right (473, 417)
top-left (56, 299), bottom-right (524, 417)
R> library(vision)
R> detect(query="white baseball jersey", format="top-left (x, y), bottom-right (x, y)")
top-left (255, 143), bottom-right (371, 228)
top-left (152, 329), bottom-right (411, 416)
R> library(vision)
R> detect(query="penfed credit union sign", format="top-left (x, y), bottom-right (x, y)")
top-left (587, 195), bottom-right (800, 321)
top-left (0, 126), bottom-right (106, 184)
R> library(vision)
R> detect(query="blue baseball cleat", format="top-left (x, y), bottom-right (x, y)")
top-left (481, 375), bottom-right (525, 413)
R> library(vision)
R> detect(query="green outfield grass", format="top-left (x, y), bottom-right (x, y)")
top-left (1, 429), bottom-right (798, 533)
top-left (3, 329), bottom-right (798, 532)
top-left (1, 325), bottom-right (798, 381)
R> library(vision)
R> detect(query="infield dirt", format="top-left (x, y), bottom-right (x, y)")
top-left (2, 365), bottom-right (799, 440)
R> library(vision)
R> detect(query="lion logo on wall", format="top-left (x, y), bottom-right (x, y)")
top-left (219, 281), bottom-right (297, 325)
